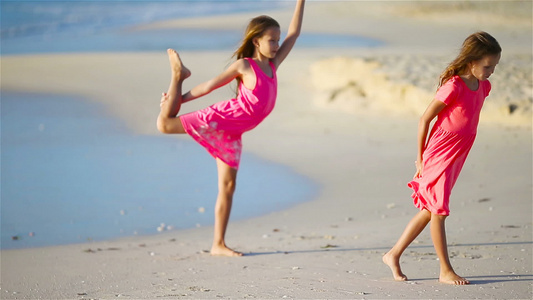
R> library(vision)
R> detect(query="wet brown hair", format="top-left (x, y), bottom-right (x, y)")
top-left (438, 31), bottom-right (501, 88)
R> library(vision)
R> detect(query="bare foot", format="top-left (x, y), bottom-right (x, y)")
top-left (383, 252), bottom-right (408, 281)
top-left (167, 48), bottom-right (191, 80)
top-left (210, 244), bottom-right (243, 257)
top-left (439, 270), bottom-right (469, 285)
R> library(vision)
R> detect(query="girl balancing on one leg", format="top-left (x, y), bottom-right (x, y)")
top-left (383, 32), bottom-right (501, 284)
top-left (157, 0), bottom-right (305, 257)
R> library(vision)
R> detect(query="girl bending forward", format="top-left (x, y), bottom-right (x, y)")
top-left (383, 32), bottom-right (501, 284)
top-left (157, 0), bottom-right (305, 257)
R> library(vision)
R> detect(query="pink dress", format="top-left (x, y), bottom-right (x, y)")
top-left (180, 58), bottom-right (277, 169)
top-left (408, 75), bottom-right (491, 215)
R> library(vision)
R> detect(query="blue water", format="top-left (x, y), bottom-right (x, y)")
top-left (1, 92), bottom-right (318, 249)
top-left (1, 1), bottom-right (380, 249)
top-left (0, 0), bottom-right (382, 55)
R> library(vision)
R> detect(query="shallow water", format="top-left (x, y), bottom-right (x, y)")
top-left (1, 92), bottom-right (318, 249)
top-left (0, 1), bottom-right (382, 55)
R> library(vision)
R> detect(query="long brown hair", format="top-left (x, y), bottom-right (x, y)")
top-left (232, 15), bottom-right (280, 89)
top-left (233, 15), bottom-right (280, 60)
top-left (438, 31), bottom-right (501, 88)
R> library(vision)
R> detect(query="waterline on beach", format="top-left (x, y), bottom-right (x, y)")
top-left (1, 92), bottom-right (318, 249)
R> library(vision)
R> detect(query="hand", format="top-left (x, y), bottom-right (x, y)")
top-left (160, 92), bottom-right (169, 107)
top-left (413, 160), bottom-right (423, 179)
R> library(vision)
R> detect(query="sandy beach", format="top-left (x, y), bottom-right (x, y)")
top-left (1, 1), bottom-right (532, 299)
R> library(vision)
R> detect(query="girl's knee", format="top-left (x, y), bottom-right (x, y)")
top-left (431, 213), bottom-right (448, 222)
top-left (157, 116), bottom-right (185, 134)
top-left (157, 116), bottom-right (170, 133)
top-left (219, 179), bottom-right (236, 195)
top-left (216, 159), bottom-right (238, 194)
top-left (418, 209), bottom-right (432, 221)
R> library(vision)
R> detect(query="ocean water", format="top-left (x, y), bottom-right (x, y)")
top-left (1, 1), bottom-right (380, 249)
top-left (0, 0), bottom-right (382, 55)
top-left (1, 92), bottom-right (318, 249)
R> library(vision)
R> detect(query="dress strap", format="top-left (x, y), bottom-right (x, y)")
top-left (244, 57), bottom-right (275, 79)
top-left (269, 60), bottom-right (276, 72)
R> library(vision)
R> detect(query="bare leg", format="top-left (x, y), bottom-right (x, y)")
top-left (210, 158), bottom-right (243, 257)
top-left (430, 214), bottom-right (469, 285)
top-left (383, 209), bottom-right (431, 281)
top-left (157, 49), bottom-right (191, 134)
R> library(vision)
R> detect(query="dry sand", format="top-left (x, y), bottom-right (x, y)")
top-left (1, 1), bottom-right (532, 299)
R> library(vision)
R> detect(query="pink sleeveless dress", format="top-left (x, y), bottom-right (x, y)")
top-left (180, 58), bottom-right (277, 169)
top-left (408, 76), bottom-right (491, 215)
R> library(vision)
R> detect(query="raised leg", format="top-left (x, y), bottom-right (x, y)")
top-left (157, 49), bottom-right (191, 134)
top-left (210, 158), bottom-right (243, 257)
top-left (430, 214), bottom-right (469, 285)
top-left (383, 209), bottom-right (431, 281)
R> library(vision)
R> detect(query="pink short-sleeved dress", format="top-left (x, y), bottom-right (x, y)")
top-left (408, 76), bottom-right (491, 215)
top-left (180, 58), bottom-right (277, 169)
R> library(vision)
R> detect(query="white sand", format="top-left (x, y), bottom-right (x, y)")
top-left (1, 1), bottom-right (531, 299)
top-left (310, 53), bottom-right (532, 126)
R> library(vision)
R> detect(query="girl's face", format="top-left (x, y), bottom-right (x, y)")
top-left (469, 53), bottom-right (501, 81)
top-left (254, 26), bottom-right (281, 59)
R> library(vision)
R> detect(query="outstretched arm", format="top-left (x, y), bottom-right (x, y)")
top-left (272, 0), bottom-right (305, 68)
top-left (414, 99), bottom-right (446, 178)
top-left (181, 59), bottom-right (246, 103)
